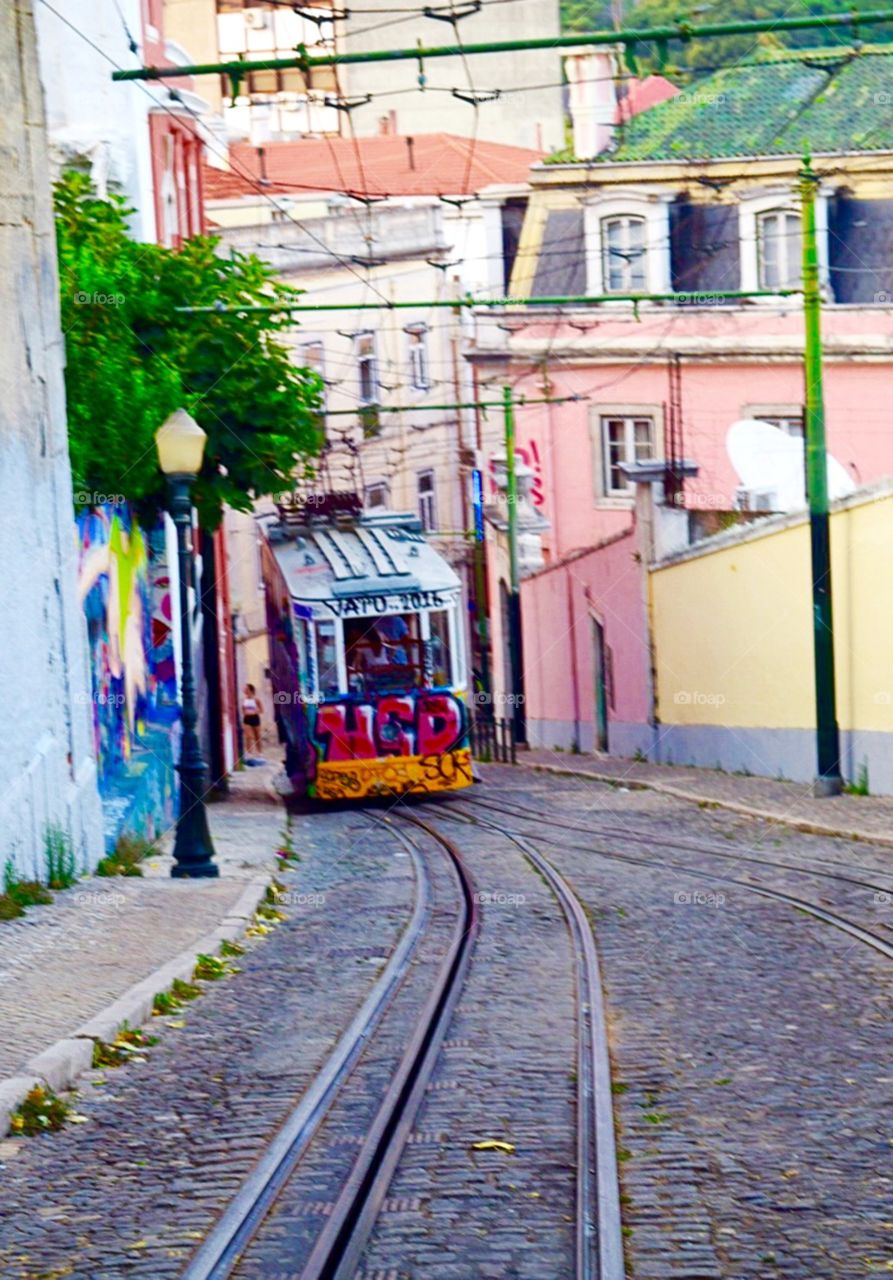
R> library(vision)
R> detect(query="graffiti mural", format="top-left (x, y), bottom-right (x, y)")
top-left (308, 691), bottom-right (471, 800)
top-left (77, 506), bottom-right (178, 828)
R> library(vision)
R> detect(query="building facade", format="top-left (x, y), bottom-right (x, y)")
top-left (1, 1), bottom-right (104, 874)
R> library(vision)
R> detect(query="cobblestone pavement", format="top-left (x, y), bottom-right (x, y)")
top-left (472, 767), bottom-right (892, 1280)
top-left (0, 770), bottom-right (889, 1280)
top-left (0, 770), bottom-right (282, 1078)
top-left (522, 746), bottom-right (893, 846)
top-left (0, 809), bottom-right (418, 1278)
top-left (356, 804), bottom-right (578, 1280)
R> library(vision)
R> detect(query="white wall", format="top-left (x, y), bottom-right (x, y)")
top-left (35, 0), bottom-right (157, 240)
top-left (0, 2), bottom-right (103, 875)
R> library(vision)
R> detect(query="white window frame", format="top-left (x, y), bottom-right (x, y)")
top-left (417, 468), bottom-right (437, 531)
top-left (301, 338), bottom-right (326, 411)
top-left (584, 191), bottom-right (672, 298)
top-left (739, 188), bottom-right (829, 298)
top-left (755, 208), bottom-right (802, 290)
top-left (355, 331), bottom-right (378, 406)
top-left (601, 214), bottom-right (648, 294)
top-left (590, 403), bottom-right (664, 506)
top-left (406, 324), bottom-right (430, 391)
top-left (743, 403), bottom-right (804, 437)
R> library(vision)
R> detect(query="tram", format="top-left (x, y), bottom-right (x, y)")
top-left (260, 495), bottom-right (472, 802)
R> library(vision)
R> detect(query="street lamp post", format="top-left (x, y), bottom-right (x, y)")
top-left (155, 410), bottom-right (219, 878)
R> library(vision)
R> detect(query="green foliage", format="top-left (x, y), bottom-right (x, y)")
top-left (44, 825), bottom-right (77, 891)
top-left (95, 832), bottom-right (155, 877)
top-left (8, 1086), bottom-right (71, 1136)
top-left (561, 0), bottom-right (893, 75)
top-left (55, 171), bottom-right (324, 529)
top-left (0, 860), bottom-right (54, 920)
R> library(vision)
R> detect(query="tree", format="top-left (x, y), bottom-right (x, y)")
top-left (55, 170), bottom-right (323, 529)
top-left (560, 0), bottom-right (893, 74)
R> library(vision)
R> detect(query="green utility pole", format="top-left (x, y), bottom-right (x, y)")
top-left (112, 8), bottom-right (893, 81)
top-left (800, 156), bottom-right (842, 797)
top-left (503, 385), bottom-right (527, 747)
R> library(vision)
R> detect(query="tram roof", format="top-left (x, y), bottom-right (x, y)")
top-left (264, 510), bottom-right (461, 609)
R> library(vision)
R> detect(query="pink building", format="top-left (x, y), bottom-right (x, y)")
top-left (468, 46), bottom-right (893, 754)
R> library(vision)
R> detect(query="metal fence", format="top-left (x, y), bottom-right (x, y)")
top-left (469, 714), bottom-right (516, 765)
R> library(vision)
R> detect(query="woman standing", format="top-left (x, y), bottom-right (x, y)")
top-left (241, 683), bottom-right (263, 759)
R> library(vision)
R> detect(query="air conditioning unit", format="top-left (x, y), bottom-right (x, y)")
top-left (244, 8), bottom-right (272, 31)
top-left (735, 485), bottom-right (777, 513)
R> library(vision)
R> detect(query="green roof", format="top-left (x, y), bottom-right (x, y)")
top-left (606, 47), bottom-right (893, 162)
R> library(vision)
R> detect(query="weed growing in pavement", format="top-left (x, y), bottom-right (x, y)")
top-left (8, 1086), bottom-right (71, 1135)
top-left (96, 833), bottom-right (155, 877)
top-left (844, 761), bottom-right (870, 796)
top-left (220, 939), bottom-right (245, 958)
top-left (275, 814), bottom-right (301, 865)
top-left (193, 953), bottom-right (229, 981)
top-left (172, 977), bottom-right (202, 1001)
top-left (0, 859), bottom-right (53, 921)
top-left (44, 825), bottom-right (77, 890)
top-left (92, 1025), bottom-right (158, 1068)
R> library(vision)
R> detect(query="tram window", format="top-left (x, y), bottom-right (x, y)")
top-left (427, 610), bottom-right (452, 687)
top-left (316, 621), bottom-right (340, 697)
top-left (344, 615), bottom-right (422, 693)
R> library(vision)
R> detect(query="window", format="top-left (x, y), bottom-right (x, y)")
top-left (417, 469), bottom-right (437, 531)
top-left (301, 340), bottom-right (326, 411)
top-left (356, 332), bottom-right (378, 405)
top-left (426, 610), bottom-right (452, 688)
top-left (757, 210), bottom-right (801, 289)
top-left (744, 406), bottom-right (804, 437)
top-left (601, 215), bottom-right (647, 293)
top-left (315, 621), bottom-right (340, 698)
top-left (365, 481), bottom-right (389, 510)
top-left (601, 415), bottom-right (656, 496)
top-left (406, 326), bottom-right (430, 390)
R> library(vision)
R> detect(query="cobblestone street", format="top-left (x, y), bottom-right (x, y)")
top-left (0, 769), bottom-right (889, 1279)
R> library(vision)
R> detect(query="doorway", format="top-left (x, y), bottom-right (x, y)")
top-left (592, 618), bottom-right (609, 753)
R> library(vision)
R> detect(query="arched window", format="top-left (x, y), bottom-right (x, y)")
top-left (601, 215), bottom-right (647, 292)
top-left (757, 209), bottom-right (801, 289)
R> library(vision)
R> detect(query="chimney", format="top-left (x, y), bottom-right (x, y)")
top-left (406, 135), bottom-right (415, 171)
top-left (564, 48), bottom-right (622, 159)
top-left (378, 115), bottom-right (390, 135)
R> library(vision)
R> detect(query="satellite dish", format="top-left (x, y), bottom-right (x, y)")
top-left (726, 419), bottom-right (854, 513)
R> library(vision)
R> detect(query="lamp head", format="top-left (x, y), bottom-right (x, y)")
top-left (155, 409), bottom-right (207, 477)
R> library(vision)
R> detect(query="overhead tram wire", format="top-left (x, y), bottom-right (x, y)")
top-left (36, 0), bottom-right (396, 308)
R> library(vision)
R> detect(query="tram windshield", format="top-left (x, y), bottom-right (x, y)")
top-left (344, 614), bottom-right (424, 695)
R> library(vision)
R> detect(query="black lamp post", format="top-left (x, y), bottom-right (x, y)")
top-left (155, 410), bottom-right (219, 879)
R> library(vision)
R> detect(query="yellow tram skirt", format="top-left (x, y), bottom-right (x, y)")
top-left (313, 749), bottom-right (473, 802)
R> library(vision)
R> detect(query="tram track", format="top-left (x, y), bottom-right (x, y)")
top-left (182, 812), bottom-right (477, 1280)
top-left (454, 791), bottom-right (893, 961)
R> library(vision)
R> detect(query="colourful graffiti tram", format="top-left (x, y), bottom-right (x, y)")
top-left (261, 497), bottom-right (472, 802)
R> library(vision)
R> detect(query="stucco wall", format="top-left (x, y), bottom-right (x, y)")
top-left (521, 529), bottom-right (652, 756)
top-left (0, 1), bottom-right (103, 875)
top-left (651, 483), bottom-right (893, 788)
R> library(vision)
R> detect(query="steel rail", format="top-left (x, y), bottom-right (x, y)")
top-left (181, 816), bottom-right (434, 1280)
top-left (456, 795), bottom-right (893, 961)
top-left (301, 810), bottom-right (479, 1279)
top-left (464, 792), bottom-right (893, 895)
top-left (436, 804), bottom-right (626, 1280)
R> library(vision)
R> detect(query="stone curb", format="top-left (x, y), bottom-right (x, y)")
top-left (0, 872), bottom-right (272, 1137)
top-left (521, 761), bottom-right (893, 851)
